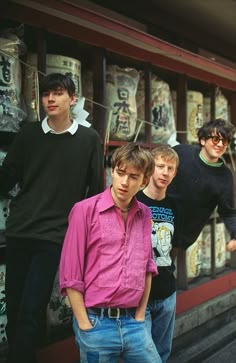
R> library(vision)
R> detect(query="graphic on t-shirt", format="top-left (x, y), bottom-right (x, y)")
top-left (150, 206), bottom-right (174, 267)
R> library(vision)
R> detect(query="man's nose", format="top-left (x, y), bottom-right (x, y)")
top-left (218, 139), bottom-right (225, 146)
top-left (48, 93), bottom-right (55, 101)
top-left (121, 175), bottom-right (129, 185)
top-left (162, 167), bottom-right (168, 175)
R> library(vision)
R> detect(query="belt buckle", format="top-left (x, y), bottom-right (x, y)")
top-left (108, 307), bottom-right (120, 318)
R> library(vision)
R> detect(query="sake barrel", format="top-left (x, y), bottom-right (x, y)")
top-left (47, 270), bottom-right (72, 336)
top-left (46, 54), bottom-right (81, 97)
top-left (0, 150), bottom-right (9, 231)
top-left (225, 228), bottom-right (231, 265)
top-left (82, 69), bottom-right (93, 122)
top-left (135, 71), bottom-right (145, 141)
top-left (105, 65), bottom-right (139, 141)
top-left (201, 223), bottom-right (226, 275)
top-left (0, 37), bottom-right (24, 132)
top-left (24, 53), bottom-right (82, 121)
top-left (171, 90), bottom-right (177, 124)
top-left (203, 94), bottom-right (229, 123)
top-left (0, 264), bottom-right (7, 343)
top-left (0, 199), bottom-right (9, 231)
top-left (151, 76), bottom-right (176, 144)
top-left (228, 104), bottom-right (231, 122)
top-left (23, 53), bottom-right (38, 121)
top-left (0, 149), bottom-right (6, 165)
top-left (105, 167), bottom-right (112, 188)
top-left (215, 93), bottom-right (228, 120)
top-left (203, 97), bottom-right (211, 123)
top-left (135, 73), bottom-right (177, 144)
top-left (187, 91), bottom-right (203, 143)
top-left (186, 233), bottom-right (202, 281)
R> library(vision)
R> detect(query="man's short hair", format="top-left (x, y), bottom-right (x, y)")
top-left (197, 119), bottom-right (235, 143)
top-left (151, 144), bottom-right (179, 168)
top-left (39, 73), bottom-right (76, 97)
top-left (111, 143), bottom-right (155, 178)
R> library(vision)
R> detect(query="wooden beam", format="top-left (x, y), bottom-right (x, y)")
top-left (1, 1), bottom-right (236, 90)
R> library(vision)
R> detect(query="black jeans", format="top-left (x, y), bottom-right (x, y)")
top-left (5, 237), bottom-right (62, 363)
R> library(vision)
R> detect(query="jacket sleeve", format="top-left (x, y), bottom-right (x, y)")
top-left (86, 130), bottom-right (104, 198)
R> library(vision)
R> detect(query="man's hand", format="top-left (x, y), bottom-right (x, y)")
top-left (134, 310), bottom-right (145, 322)
top-left (78, 320), bottom-right (93, 330)
top-left (226, 239), bottom-right (236, 252)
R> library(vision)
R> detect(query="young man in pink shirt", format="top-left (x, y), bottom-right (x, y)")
top-left (60, 143), bottom-right (162, 363)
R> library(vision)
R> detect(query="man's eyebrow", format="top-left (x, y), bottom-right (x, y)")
top-left (117, 167), bottom-right (141, 177)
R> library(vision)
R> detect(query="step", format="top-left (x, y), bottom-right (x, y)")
top-left (168, 319), bottom-right (236, 363)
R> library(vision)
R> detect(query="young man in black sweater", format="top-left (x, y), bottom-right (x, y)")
top-left (168, 118), bottom-right (236, 252)
top-left (0, 73), bottom-right (103, 363)
top-left (137, 144), bottom-right (180, 363)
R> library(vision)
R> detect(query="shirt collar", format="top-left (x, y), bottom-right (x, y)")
top-left (41, 117), bottom-right (78, 135)
top-left (98, 187), bottom-right (141, 213)
top-left (199, 151), bottom-right (223, 167)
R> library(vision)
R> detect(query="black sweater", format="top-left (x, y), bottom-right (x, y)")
top-left (0, 122), bottom-right (104, 244)
top-left (168, 144), bottom-right (236, 249)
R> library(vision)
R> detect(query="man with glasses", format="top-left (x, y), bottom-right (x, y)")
top-left (168, 118), bottom-right (236, 252)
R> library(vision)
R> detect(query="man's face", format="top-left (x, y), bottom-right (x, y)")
top-left (111, 163), bottom-right (147, 205)
top-left (41, 87), bottom-right (76, 118)
top-left (151, 155), bottom-right (177, 191)
top-left (200, 132), bottom-right (228, 162)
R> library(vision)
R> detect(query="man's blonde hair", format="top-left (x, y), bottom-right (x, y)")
top-left (111, 143), bottom-right (155, 178)
top-left (151, 144), bottom-right (179, 168)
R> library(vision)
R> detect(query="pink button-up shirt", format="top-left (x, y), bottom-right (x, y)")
top-left (59, 187), bottom-right (157, 308)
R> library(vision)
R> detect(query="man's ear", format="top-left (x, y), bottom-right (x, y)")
top-left (140, 176), bottom-right (149, 189)
top-left (70, 94), bottom-right (76, 106)
top-left (200, 138), bottom-right (206, 146)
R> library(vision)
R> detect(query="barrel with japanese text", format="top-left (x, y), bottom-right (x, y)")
top-left (186, 233), bottom-right (202, 280)
top-left (82, 69), bottom-right (93, 122)
top-left (0, 264), bottom-right (7, 344)
top-left (187, 91), bottom-right (203, 143)
top-left (0, 150), bottom-right (9, 232)
top-left (0, 37), bottom-right (24, 132)
top-left (136, 73), bottom-right (177, 144)
top-left (201, 223), bottom-right (226, 275)
top-left (105, 65), bottom-right (140, 141)
top-left (203, 93), bottom-right (229, 123)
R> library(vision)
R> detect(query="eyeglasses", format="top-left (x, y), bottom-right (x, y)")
top-left (207, 135), bottom-right (228, 146)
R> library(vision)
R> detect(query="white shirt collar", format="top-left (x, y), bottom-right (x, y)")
top-left (41, 117), bottom-right (78, 135)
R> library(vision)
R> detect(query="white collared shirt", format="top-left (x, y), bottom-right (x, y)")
top-left (41, 117), bottom-right (78, 135)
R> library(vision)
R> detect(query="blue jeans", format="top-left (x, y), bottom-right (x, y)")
top-left (145, 292), bottom-right (176, 363)
top-left (73, 310), bottom-right (162, 363)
